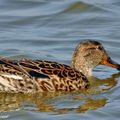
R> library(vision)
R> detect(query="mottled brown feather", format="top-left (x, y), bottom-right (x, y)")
top-left (0, 58), bottom-right (89, 93)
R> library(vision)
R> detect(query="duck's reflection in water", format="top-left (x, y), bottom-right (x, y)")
top-left (0, 72), bottom-right (120, 114)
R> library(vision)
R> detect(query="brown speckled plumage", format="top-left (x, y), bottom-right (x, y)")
top-left (0, 59), bottom-right (89, 93)
top-left (0, 40), bottom-right (120, 93)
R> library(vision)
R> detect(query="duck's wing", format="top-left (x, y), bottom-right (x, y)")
top-left (17, 60), bottom-right (88, 81)
top-left (0, 58), bottom-right (32, 78)
top-left (0, 58), bottom-right (88, 81)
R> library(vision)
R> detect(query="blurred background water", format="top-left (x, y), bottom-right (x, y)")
top-left (0, 0), bottom-right (120, 120)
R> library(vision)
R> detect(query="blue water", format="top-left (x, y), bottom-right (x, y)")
top-left (0, 0), bottom-right (120, 120)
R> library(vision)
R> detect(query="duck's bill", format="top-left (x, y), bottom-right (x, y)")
top-left (100, 57), bottom-right (120, 71)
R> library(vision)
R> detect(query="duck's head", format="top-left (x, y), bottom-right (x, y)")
top-left (72, 40), bottom-right (120, 76)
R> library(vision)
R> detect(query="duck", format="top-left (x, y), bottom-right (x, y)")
top-left (0, 40), bottom-right (120, 93)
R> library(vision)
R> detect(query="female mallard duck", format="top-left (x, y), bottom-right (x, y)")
top-left (0, 40), bottom-right (120, 93)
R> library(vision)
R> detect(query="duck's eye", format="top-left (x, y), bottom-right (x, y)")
top-left (97, 46), bottom-right (103, 50)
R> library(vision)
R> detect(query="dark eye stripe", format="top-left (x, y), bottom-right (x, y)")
top-left (86, 48), bottom-right (96, 50)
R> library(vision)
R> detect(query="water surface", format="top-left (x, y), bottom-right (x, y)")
top-left (0, 0), bottom-right (120, 120)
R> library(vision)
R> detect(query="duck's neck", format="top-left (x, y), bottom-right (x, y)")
top-left (71, 60), bottom-right (92, 77)
top-left (71, 52), bottom-right (93, 77)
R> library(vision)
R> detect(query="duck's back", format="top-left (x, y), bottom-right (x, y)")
top-left (0, 58), bottom-right (89, 93)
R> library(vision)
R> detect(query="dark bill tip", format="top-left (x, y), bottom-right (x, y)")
top-left (117, 66), bottom-right (120, 71)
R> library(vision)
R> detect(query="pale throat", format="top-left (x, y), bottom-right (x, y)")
top-left (71, 58), bottom-right (93, 77)
top-left (76, 64), bottom-right (93, 77)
